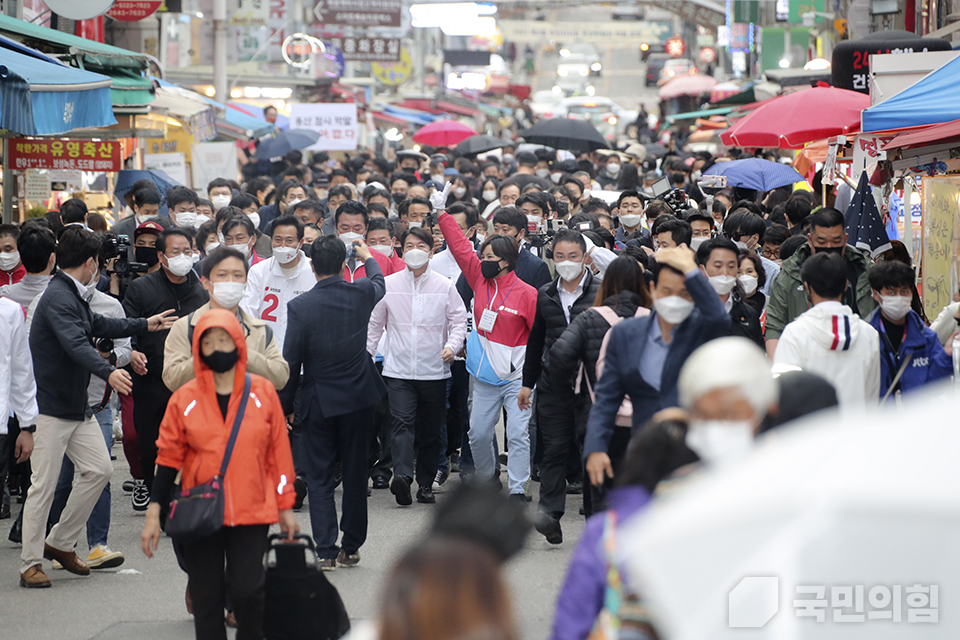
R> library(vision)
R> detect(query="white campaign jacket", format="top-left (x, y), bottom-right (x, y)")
top-left (0, 297), bottom-right (38, 434)
top-left (241, 253), bottom-right (318, 350)
top-left (368, 266), bottom-right (468, 380)
top-left (774, 301), bottom-right (881, 410)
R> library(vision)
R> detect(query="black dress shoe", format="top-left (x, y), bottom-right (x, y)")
top-left (0, 504), bottom-right (10, 520)
top-left (416, 486), bottom-right (436, 504)
top-left (9, 510), bottom-right (22, 543)
top-left (534, 512), bottom-right (563, 545)
top-left (565, 480), bottom-right (583, 495)
top-left (372, 476), bottom-right (390, 490)
top-left (293, 477), bottom-right (307, 511)
top-left (390, 476), bottom-right (412, 506)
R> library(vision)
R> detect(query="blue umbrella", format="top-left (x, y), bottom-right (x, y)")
top-left (254, 129), bottom-right (321, 159)
top-left (702, 158), bottom-right (805, 192)
top-left (114, 169), bottom-right (182, 217)
top-left (844, 171), bottom-right (892, 258)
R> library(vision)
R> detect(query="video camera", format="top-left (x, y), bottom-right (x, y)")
top-left (102, 234), bottom-right (148, 278)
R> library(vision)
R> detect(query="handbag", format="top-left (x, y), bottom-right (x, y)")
top-left (166, 374), bottom-right (251, 543)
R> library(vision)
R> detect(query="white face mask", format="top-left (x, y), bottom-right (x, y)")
top-left (407, 221), bottom-right (423, 229)
top-left (191, 252), bottom-right (201, 264)
top-left (174, 211), bottom-right (197, 229)
top-left (879, 294), bottom-right (912, 321)
top-left (0, 250), bottom-right (20, 272)
top-left (84, 269), bottom-right (99, 296)
top-left (339, 231), bottom-right (363, 249)
top-left (136, 212), bottom-right (158, 225)
top-left (482, 190), bottom-right (497, 202)
top-left (502, 154), bottom-right (514, 164)
top-left (686, 420), bottom-right (755, 467)
top-left (691, 237), bottom-right (708, 252)
top-left (212, 281), bottom-right (245, 308)
top-left (431, 174), bottom-right (445, 184)
top-left (195, 214), bottom-right (211, 229)
top-left (581, 188), bottom-right (591, 201)
top-left (653, 295), bottom-right (695, 324)
top-left (476, 232), bottom-right (485, 244)
top-left (273, 246), bottom-right (299, 265)
top-left (205, 241), bottom-right (220, 255)
top-left (708, 274), bottom-right (736, 295)
top-left (247, 212), bottom-right (261, 230)
top-left (526, 214), bottom-right (542, 232)
top-left (550, 172), bottom-right (563, 184)
top-left (210, 195), bottom-right (232, 211)
top-left (222, 235), bottom-right (252, 259)
top-left (535, 168), bottom-right (550, 178)
top-left (404, 248), bottom-right (430, 270)
top-left (606, 163), bottom-right (621, 177)
top-left (738, 274), bottom-right (758, 296)
top-left (371, 244), bottom-right (394, 257)
top-left (735, 241), bottom-right (749, 252)
top-left (165, 253), bottom-right (194, 277)
top-left (555, 260), bottom-right (584, 282)
top-left (620, 214), bottom-right (642, 229)
top-left (285, 198), bottom-right (302, 210)
top-left (453, 187), bottom-right (467, 198)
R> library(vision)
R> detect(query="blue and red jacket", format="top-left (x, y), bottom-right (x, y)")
top-left (866, 308), bottom-right (952, 398)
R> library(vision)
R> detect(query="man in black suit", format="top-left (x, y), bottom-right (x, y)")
top-left (280, 233), bottom-right (386, 569)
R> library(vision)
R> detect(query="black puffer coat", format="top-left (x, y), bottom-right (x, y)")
top-left (548, 291), bottom-right (645, 396)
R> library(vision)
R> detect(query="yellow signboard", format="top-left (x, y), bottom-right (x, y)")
top-left (145, 125), bottom-right (196, 165)
top-left (372, 48), bottom-right (411, 86)
top-left (921, 176), bottom-right (960, 321)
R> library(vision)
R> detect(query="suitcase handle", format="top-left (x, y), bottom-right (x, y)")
top-left (265, 533), bottom-right (320, 568)
top-left (268, 532), bottom-right (316, 550)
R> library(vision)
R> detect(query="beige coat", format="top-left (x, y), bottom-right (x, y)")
top-left (162, 302), bottom-right (290, 392)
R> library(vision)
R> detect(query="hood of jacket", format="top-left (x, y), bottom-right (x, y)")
top-left (782, 242), bottom-right (871, 280)
top-left (603, 290), bottom-right (642, 317)
top-left (796, 302), bottom-right (863, 351)
top-left (191, 308), bottom-right (248, 397)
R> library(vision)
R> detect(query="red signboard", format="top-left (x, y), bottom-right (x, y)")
top-left (8, 139), bottom-right (123, 171)
top-left (666, 36), bottom-right (686, 57)
top-left (107, 1), bottom-right (163, 22)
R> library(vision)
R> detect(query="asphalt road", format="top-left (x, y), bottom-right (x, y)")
top-left (0, 452), bottom-right (584, 640)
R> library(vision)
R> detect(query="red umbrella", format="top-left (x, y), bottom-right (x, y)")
top-left (721, 84), bottom-right (870, 149)
top-left (412, 120), bottom-right (479, 147)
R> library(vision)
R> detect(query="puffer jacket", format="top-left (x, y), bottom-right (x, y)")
top-left (155, 309), bottom-right (296, 527)
top-left (765, 242), bottom-right (876, 340)
top-left (522, 270), bottom-right (602, 393)
top-left (729, 294), bottom-right (765, 348)
top-left (548, 291), bottom-right (644, 395)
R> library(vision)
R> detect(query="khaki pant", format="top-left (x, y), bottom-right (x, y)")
top-left (20, 414), bottom-right (112, 573)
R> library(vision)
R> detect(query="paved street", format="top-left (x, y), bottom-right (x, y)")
top-left (0, 452), bottom-right (583, 640)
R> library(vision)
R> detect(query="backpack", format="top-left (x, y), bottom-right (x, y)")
top-left (577, 306), bottom-right (648, 428)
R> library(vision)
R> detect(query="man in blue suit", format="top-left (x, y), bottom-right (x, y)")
top-left (280, 233), bottom-right (386, 569)
top-left (583, 245), bottom-right (732, 487)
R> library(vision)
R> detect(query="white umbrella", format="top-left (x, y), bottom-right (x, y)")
top-left (621, 386), bottom-right (960, 640)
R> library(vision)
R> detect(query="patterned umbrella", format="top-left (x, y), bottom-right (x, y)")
top-left (702, 158), bottom-right (805, 192)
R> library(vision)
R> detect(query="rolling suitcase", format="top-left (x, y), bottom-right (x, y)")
top-left (264, 534), bottom-right (351, 640)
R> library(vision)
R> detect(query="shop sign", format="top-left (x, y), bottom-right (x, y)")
top-left (289, 103), bottom-right (358, 151)
top-left (107, 1), bottom-right (163, 21)
top-left (8, 139), bottom-right (122, 171)
top-left (314, 0), bottom-right (402, 28)
top-left (326, 36), bottom-right (400, 62)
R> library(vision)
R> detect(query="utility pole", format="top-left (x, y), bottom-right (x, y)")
top-left (214, 0), bottom-right (228, 103)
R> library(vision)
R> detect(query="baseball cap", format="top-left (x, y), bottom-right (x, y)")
top-left (134, 220), bottom-right (164, 239)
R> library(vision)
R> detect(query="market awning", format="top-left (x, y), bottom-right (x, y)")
top-left (153, 86), bottom-right (216, 120)
top-left (369, 110), bottom-right (408, 126)
top-left (0, 14), bottom-right (154, 107)
top-left (665, 106), bottom-right (733, 123)
top-left (437, 100), bottom-right (480, 117)
top-left (382, 104), bottom-right (436, 125)
top-left (0, 47), bottom-right (115, 135)
top-left (882, 118), bottom-right (960, 150)
top-left (862, 56), bottom-right (960, 133)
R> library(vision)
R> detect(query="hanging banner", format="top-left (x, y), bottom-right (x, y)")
top-left (107, 1), bottom-right (163, 21)
top-left (499, 20), bottom-right (672, 45)
top-left (8, 139), bottom-right (122, 171)
top-left (289, 103), bottom-right (359, 151)
top-left (144, 152), bottom-right (189, 187)
top-left (314, 0), bottom-right (403, 28)
top-left (851, 133), bottom-right (896, 185)
top-left (326, 36), bottom-right (400, 62)
top-left (921, 176), bottom-right (960, 321)
top-left (191, 142), bottom-right (239, 195)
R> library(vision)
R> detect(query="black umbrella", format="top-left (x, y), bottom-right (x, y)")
top-left (454, 134), bottom-right (508, 157)
top-left (254, 129), bottom-right (321, 159)
top-left (519, 118), bottom-right (609, 153)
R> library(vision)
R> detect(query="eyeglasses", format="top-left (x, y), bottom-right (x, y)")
top-left (166, 248), bottom-right (195, 258)
top-left (761, 249), bottom-right (779, 259)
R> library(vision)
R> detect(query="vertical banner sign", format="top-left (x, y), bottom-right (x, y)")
top-left (144, 152), bottom-right (189, 187)
top-left (191, 142), bottom-right (240, 195)
top-left (921, 176), bottom-right (960, 321)
top-left (289, 103), bottom-right (359, 151)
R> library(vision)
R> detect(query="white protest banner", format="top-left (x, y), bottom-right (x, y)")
top-left (191, 142), bottom-right (239, 197)
top-left (50, 170), bottom-right (82, 192)
top-left (144, 152), bottom-right (188, 187)
top-left (289, 103), bottom-right (359, 151)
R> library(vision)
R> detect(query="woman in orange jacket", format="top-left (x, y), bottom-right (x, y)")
top-left (141, 309), bottom-right (298, 640)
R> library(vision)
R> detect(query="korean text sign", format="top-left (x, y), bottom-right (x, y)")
top-left (289, 104), bottom-right (358, 152)
top-left (8, 138), bottom-right (122, 171)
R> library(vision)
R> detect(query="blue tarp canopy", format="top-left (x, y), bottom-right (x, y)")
top-left (0, 47), bottom-right (116, 135)
top-left (862, 56), bottom-right (960, 133)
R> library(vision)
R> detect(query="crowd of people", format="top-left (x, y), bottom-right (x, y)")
top-left (0, 138), bottom-right (956, 640)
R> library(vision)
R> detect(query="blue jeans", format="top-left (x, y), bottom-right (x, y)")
top-left (468, 377), bottom-right (531, 494)
top-left (50, 405), bottom-right (112, 549)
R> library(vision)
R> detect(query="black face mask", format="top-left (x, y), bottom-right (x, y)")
top-left (200, 349), bottom-right (239, 373)
top-left (392, 193), bottom-right (406, 205)
top-left (135, 246), bottom-right (160, 267)
top-left (813, 245), bottom-right (844, 256)
top-left (481, 260), bottom-right (504, 279)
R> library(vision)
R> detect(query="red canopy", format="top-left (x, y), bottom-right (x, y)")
top-left (722, 85), bottom-right (870, 149)
top-left (882, 118), bottom-right (960, 150)
top-left (412, 120), bottom-right (479, 146)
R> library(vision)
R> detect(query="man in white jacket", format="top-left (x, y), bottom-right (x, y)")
top-left (368, 226), bottom-right (468, 506)
top-left (774, 252), bottom-right (880, 410)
